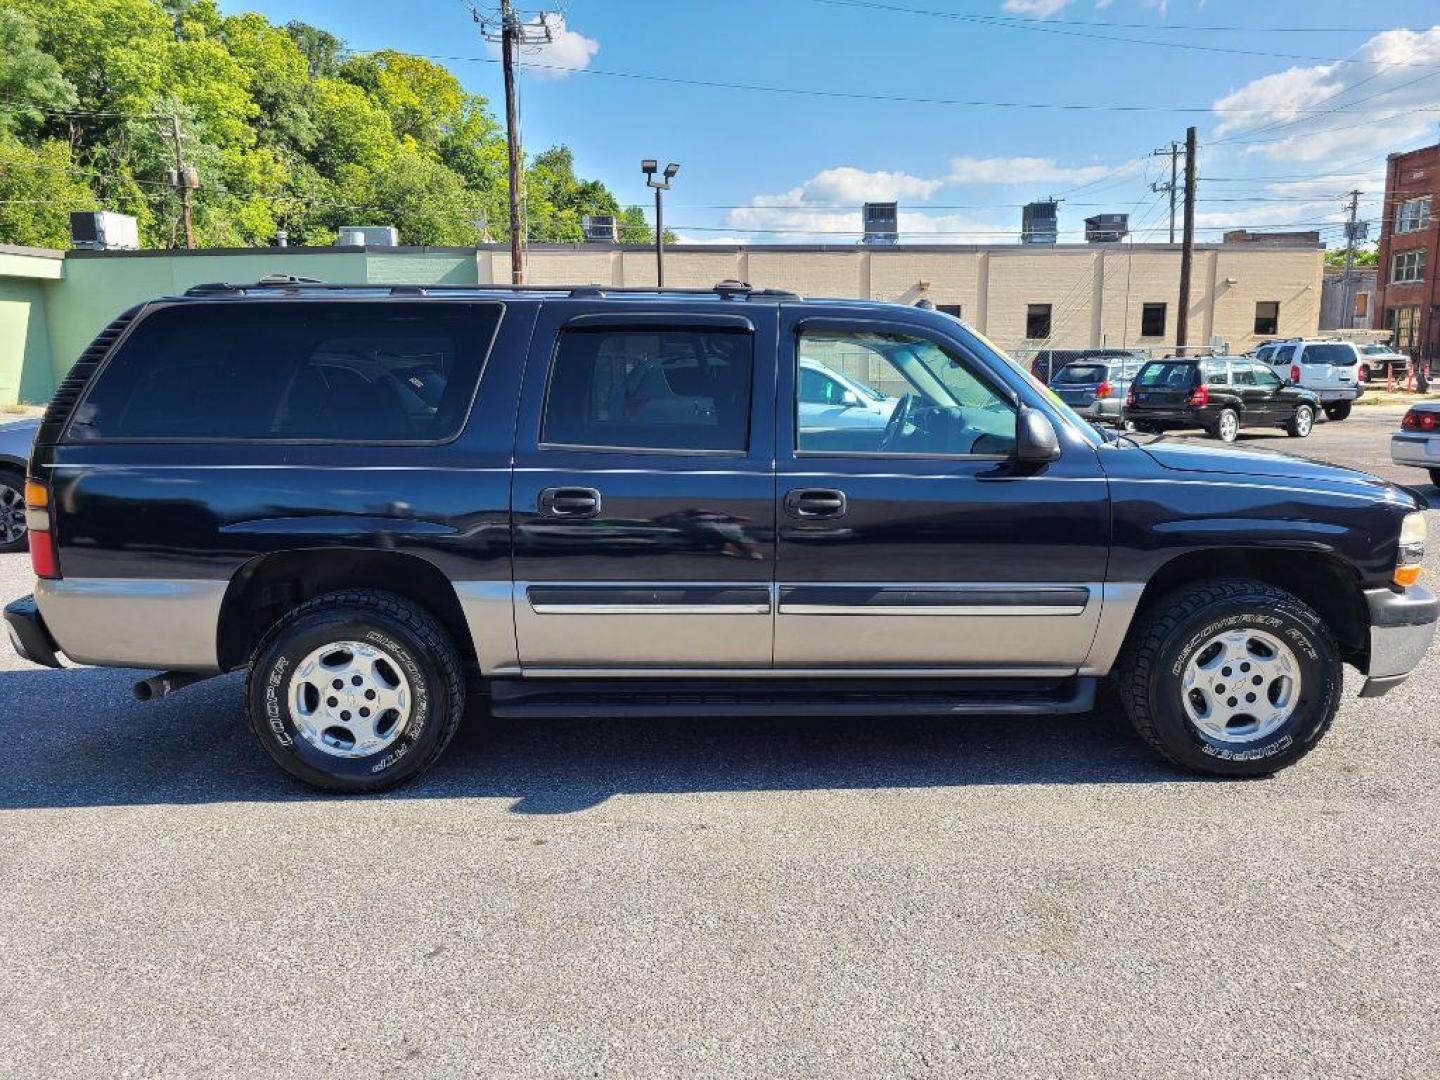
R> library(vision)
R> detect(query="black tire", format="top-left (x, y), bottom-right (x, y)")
top-left (1286, 403), bottom-right (1314, 438)
top-left (1427, 468), bottom-right (1440, 488)
top-left (1208, 408), bottom-right (1239, 443)
top-left (245, 590), bottom-right (465, 793)
top-left (0, 467), bottom-right (28, 554)
top-left (1113, 578), bottom-right (1342, 777)
top-left (1324, 402), bottom-right (1352, 422)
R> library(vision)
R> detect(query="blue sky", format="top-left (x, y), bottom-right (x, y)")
top-left (221, 0), bottom-right (1440, 247)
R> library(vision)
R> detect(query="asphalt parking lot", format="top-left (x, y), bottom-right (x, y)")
top-left (2, 406), bottom-right (1438, 1079)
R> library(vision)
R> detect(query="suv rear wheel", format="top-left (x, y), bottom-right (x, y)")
top-left (1114, 578), bottom-right (1341, 776)
top-left (1324, 402), bottom-right (1352, 422)
top-left (1209, 408), bottom-right (1240, 443)
top-left (245, 590), bottom-right (466, 792)
top-left (1286, 404), bottom-right (1314, 438)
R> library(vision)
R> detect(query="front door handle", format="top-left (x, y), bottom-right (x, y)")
top-left (784, 487), bottom-right (848, 520)
top-left (538, 486), bottom-right (602, 519)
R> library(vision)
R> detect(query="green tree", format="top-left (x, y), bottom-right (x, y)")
top-left (1325, 247), bottom-right (1377, 269)
top-left (0, 136), bottom-right (97, 247)
top-left (0, 8), bottom-right (77, 137)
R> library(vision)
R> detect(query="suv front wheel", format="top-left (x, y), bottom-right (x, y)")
top-left (245, 590), bottom-right (466, 792)
top-left (1114, 578), bottom-right (1341, 776)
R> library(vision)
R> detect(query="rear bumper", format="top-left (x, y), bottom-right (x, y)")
top-left (1391, 432), bottom-right (1439, 469)
top-left (1315, 387), bottom-right (1363, 403)
top-left (4, 594), bottom-right (63, 668)
top-left (1360, 585), bottom-right (1438, 696)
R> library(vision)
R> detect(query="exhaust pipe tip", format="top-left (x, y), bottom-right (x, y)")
top-left (132, 677), bottom-right (159, 702)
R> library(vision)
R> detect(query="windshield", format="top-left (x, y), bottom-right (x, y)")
top-left (961, 325), bottom-right (1099, 446)
top-left (1301, 343), bottom-right (1355, 365)
top-left (1363, 344), bottom-right (1390, 355)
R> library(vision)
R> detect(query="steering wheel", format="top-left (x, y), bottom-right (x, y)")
top-left (878, 393), bottom-right (918, 453)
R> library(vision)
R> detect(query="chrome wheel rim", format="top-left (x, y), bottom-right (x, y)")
top-left (0, 484), bottom-right (26, 545)
top-left (287, 640), bottom-right (412, 759)
top-left (1295, 408), bottom-right (1312, 435)
top-left (1181, 628), bottom-right (1301, 743)
top-left (1219, 411), bottom-right (1238, 441)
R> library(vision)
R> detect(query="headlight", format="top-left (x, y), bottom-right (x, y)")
top-left (1396, 511), bottom-right (1426, 586)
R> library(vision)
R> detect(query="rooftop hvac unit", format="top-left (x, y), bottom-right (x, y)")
top-left (69, 211), bottom-right (139, 251)
top-left (862, 202), bottom-right (899, 245)
top-left (338, 225), bottom-right (399, 247)
top-left (582, 215), bottom-right (619, 243)
top-left (1084, 213), bottom-right (1129, 243)
top-left (1022, 200), bottom-right (1059, 245)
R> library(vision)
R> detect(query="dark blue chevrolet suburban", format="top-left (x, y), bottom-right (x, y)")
top-left (5, 280), bottom-right (1435, 791)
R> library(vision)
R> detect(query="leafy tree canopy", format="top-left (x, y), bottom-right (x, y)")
top-left (0, 0), bottom-right (654, 249)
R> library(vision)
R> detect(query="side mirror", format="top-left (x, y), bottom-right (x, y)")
top-left (839, 389), bottom-right (862, 408)
top-left (1016, 406), bottom-right (1062, 464)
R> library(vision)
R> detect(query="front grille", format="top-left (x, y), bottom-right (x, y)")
top-left (36, 305), bottom-right (143, 445)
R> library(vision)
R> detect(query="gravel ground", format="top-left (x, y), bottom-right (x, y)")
top-left (1, 406), bottom-right (1438, 1079)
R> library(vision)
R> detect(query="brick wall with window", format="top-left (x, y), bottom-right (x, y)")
top-left (1376, 143), bottom-right (1440, 365)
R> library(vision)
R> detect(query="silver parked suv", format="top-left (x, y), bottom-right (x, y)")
top-left (1254, 339), bottom-right (1365, 421)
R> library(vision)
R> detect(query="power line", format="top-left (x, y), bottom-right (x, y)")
top-left (376, 52), bottom-right (1440, 114)
top-left (803, 0), bottom-right (1426, 35)
top-left (795, 0), bottom-right (1440, 68)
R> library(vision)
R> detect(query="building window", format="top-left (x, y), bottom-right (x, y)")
top-left (1254, 301), bottom-right (1280, 336)
top-left (1391, 249), bottom-right (1427, 284)
top-left (1140, 302), bottom-right (1167, 338)
top-left (1389, 306), bottom-right (1423, 352)
top-left (937, 303), bottom-right (963, 319)
top-left (1395, 196), bottom-right (1432, 235)
top-left (1026, 304), bottom-right (1052, 340)
top-left (1354, 292), bottom-right (1369, 320)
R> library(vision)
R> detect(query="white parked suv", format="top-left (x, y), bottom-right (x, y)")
top-left (1254, 339), bottom-right (1364, 421)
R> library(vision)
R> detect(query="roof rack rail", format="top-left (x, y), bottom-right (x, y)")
top-left (181, 280), bottom-right (801, 300)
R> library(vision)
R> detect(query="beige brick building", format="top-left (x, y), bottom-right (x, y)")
top-left (487, 241), bottom-right (1323, 356)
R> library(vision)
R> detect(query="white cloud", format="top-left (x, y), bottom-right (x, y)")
top-left (947, 155), bottom-right (1126, 186)
top-left (487, 14), bottom-right (599, 79)
top-left (1210, 27), bottom-right (1440, 162)
top-left (752, 166), bottom-right (945, 207)
top-left (1001, 0), bottom-right (1078, 16)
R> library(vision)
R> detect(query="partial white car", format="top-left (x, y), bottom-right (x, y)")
top-left (797, 358), bottom-right (897, 439)
top-left (1257, 339), bottom-right (1365, 421)
top-left (1392, 403), bottom-right (1440, 487)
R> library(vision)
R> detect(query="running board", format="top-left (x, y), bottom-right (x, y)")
top-left (489, 676), bottom-right (1096, 718)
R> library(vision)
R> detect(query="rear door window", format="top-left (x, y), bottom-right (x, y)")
top-left (542, 327), bottom-right (753, 452)
top-left (69, 301), bottom-right (499, 442)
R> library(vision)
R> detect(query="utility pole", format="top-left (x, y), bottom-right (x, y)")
top-left (1175, 126), bottom-right (1197, 354)
top-left (167, 114), bottom-right (195, 250)
top-left (472, 1), bottom-right (552, 284)
top-left (1151, 141), bottom-right (1181, 244)
top-left (1340, 189), bottom-right (1363, 329)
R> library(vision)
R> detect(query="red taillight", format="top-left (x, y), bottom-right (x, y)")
top-left (1290, 365), bottom-right (1301, 383)
top-left (1096, 380), bottom-right (1113, 400)
top-left (24, 480), bottom-right (58, 580)
top-left (1403, 409), bottom-right (1438, 431)
top-left (1357, 365), bottom-right (1367, 382)
top-left (1188, 384), bottom-right (1210, 407)
top-left (1125, 385), bottom-right (1138, 407)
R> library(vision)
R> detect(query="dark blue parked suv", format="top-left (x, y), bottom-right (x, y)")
top-left (4, 280), bottom-right (1435, 791)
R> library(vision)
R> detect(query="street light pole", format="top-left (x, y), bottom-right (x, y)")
top-left (643, 159), bottom-right (679, 287)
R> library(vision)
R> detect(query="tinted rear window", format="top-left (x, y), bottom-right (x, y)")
top-left (1053, 364), bottom-right (1109, 384)
top-left (542, 327), bottom-right (753, 452)
top-left (68, 302), bottom-right (499, 442)
top-left (1300, 343), bottom-right (1355, 365)
top-left (1135, 362), bottom-right (1198, 387)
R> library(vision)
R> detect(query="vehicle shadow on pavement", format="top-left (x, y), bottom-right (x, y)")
top-left (0, 667), bottom-right (1206, 813)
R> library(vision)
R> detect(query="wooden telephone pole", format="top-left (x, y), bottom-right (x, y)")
top-left (167, 114), bottom-right (196, 250)
top-left (473, 1), bottom-right (553, 284)
top-left (1175, 126), bottom-right (1198, 354)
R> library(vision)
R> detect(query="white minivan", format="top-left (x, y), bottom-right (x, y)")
top-left (1255, 339), bottom-right (1365, 420)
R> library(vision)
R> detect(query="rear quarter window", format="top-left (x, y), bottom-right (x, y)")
top-left (67, 301), bottom-right (501, 442)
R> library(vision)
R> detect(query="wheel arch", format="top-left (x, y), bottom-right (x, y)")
top-left (217, 548), bottom-right (477, 672)
top-left (1125, 546), bottom-right (1370, 668)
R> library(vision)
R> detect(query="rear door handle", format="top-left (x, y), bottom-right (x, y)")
top-left (784, 487), bottom-right (848, 520)
top-left (538, 486), bottom-right (602, 519)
